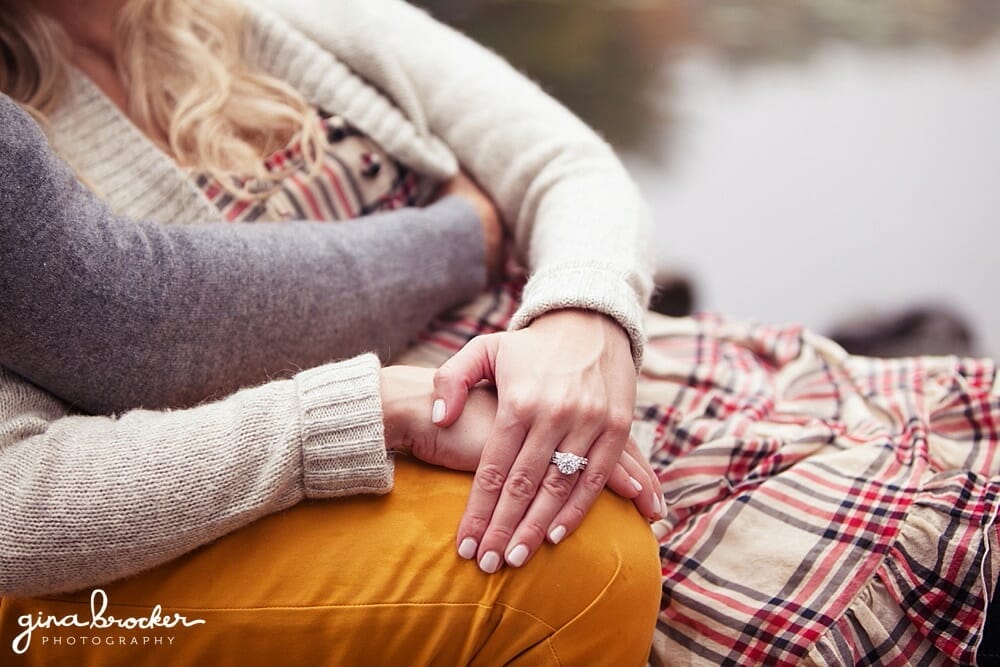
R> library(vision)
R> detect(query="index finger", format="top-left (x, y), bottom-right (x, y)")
top-left (454, 416), bottom-right (529, 567)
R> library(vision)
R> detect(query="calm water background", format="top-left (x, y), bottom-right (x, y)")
top-left (417, 0), bottom-right (1000, 358)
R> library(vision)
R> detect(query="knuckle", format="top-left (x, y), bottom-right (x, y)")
top-left (485, 524), bottom-right (515, 544)
top-left (504, 471), bottom-right (538, 501)
top-left (547, 399), bottom-right (574, 423)
top-left (432, 378), bottom-right (450, 394)
top-left (463, 514), bottom-right (490, 537)
top-left (605, 410), bottom-right (634, 437)
top-left (517, 521), bottom-right (547, 546)
top-left (433, 371), bottom-right (456, 393)
top-left (541, 473), bottom-right (575, 500)
top-left (580, 470), bottom-right (607, 495)
top-left (561, 503), bottom-right (587, 528)
top-left (474, 465), bottom-right (508, 494)
top-left (577, 399), bottom-right (607, 425)
top-left (505, 394), bottom-right (536, 423)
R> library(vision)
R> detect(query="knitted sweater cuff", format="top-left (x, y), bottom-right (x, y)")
top-left (509, 263), bottom-right (648, 371)
top-left (295, 354), bottom-right (393, 498)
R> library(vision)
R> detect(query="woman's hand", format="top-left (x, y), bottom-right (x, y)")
top-left (432, 171), bottom-right (505, 283)
top-left (381, 364), bottom-right (661, 529)
top-left (430, 309), bottom-right (659, 573)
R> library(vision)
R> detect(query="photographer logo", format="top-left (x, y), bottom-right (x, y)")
top-left (12, 588), bottom-right (206, 655)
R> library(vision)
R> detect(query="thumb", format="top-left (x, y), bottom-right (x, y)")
top-left (432, 333), bottom-right (500, 428)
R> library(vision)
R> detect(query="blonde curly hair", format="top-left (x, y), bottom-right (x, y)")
top-left (0, 0), bottom-right (323, 193)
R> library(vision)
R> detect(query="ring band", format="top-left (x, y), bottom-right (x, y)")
top-left (550, 451), bottom-right (589, 475)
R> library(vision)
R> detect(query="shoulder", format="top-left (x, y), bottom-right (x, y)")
top-left (243, 0), bottom-right (457, 176)
top-left (243, 0), bottom-right (433, 84)
top-left (242, 1), bottom-right (410, 108)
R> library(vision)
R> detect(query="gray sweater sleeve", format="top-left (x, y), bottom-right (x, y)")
top-left (0, 95), bottom-right (485, 414)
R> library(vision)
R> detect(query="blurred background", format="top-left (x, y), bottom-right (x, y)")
top-left (415, 0), bottom-right (1000, 359)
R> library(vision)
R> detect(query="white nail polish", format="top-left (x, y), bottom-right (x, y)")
top-left (652, 492), bottom-right (663, 516)
top-left (458, 537), bottom-right (478, 560)
top-left (628, 476), bottom-right (643, 493)
top-left (479, 551), bottom-right (501, 574)
top-left (431, 399), bottom-right (446, 424)
top-left (548, 525), bottom-right (567, 544)
top-left (506, 544), bottom-right (529, 568)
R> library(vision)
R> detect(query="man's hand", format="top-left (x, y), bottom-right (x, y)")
top-left (382, 365), bottom-right (497, 471)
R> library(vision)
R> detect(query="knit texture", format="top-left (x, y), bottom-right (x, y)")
top-left (0, 353), bottom-right (387, 597)
top-left (296, 358), bottom-right (393, 496)
top-left (0, 95), bottom-right (485, 414)
top-left (50, 0), bottom-right (654, 367)
top-left (0, 0), bottom-right (655, 597)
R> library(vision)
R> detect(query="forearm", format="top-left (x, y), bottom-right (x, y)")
top-left (248, 0), bottom-right (653, 363)
top-left (0, 355), bottom-right (388, 598)
top-left (361, 0), bottom-right (655, 364)
top-left (0, 96), bottom-right (486, 414)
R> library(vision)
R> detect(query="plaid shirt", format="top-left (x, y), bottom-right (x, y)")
top-left (399, 278), bottom-right (1000, 666)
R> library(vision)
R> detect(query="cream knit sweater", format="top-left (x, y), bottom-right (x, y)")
top-left (0, 0), bottom-right (653, 596)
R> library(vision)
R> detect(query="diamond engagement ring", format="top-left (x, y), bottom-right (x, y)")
top-left (550, 451), bottom-right (589, 475)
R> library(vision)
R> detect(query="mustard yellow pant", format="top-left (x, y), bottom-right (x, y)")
top-left (0, 459), bottom-right (661, 666)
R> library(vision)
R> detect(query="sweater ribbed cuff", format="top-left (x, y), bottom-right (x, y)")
top-left (509, 263), bottom-right (648, 371)
top-left (295, 354), bottom-right (393, 498)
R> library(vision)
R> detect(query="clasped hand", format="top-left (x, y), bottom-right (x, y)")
top-left (382, 309), bottom-right (663, 574)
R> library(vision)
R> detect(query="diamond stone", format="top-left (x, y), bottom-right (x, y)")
top-left (552, 452), bottom-right (587, 474)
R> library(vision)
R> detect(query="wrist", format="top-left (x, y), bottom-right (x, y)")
top-left (530, 308), bottom-right (629, 339)
top-left (481, 214), bottom-right (505, 283)
top-left (528, 309), bottom-right (634, 371)
top-left (379, 367), bottom-right (406, 453)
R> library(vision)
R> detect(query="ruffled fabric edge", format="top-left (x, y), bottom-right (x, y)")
top-left (804, 473), bottom-right (1000, 666)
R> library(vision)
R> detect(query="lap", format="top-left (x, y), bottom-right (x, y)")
top-left (0, 458), bottom-right (660, 666)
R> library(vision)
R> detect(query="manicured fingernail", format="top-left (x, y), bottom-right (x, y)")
top-left (458, 537), bottom-right (478, 560)
top-left (628, 476), bottom-right (643, 493)
top-left (548, 525), bottom-right (567, 544)
top-left (431, 399), bottom-right (446, 424)
top-left (479, 551), bottom-right (501, 574)
top-left (652, 492), bottom-right (663, 516)
top-left (506, 544), bottom-right (530, 568)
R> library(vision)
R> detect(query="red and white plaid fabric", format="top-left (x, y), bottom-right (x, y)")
top-left (399, 278), bottom-right (1000, 666)
top-left (197, 111), bottom-right (426, 223)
